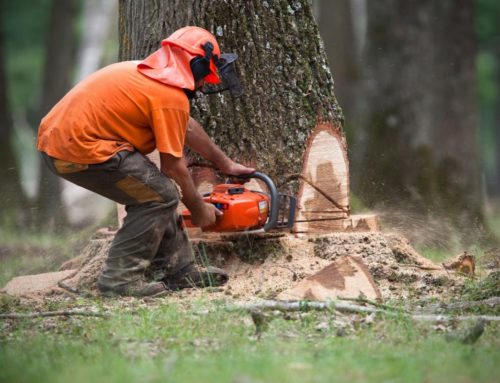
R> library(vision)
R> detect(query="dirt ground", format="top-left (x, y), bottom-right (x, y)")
top-left (1, 228), bottom-right (483, 305)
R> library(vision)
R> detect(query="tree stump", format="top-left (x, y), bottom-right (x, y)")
top-left (49, 230), bottom-right (472, 301)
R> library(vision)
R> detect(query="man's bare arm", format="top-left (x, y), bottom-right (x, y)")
top-left (160, 152), bottom-right (220, 227)
top-left (185, 117), bottom-right (255, 175)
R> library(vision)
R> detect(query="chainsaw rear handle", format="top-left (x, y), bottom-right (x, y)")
top-left (238, 172), bottom-right (279, 231)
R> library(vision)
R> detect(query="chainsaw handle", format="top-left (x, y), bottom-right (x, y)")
top-left (238, 172), bottom-right (279, 231)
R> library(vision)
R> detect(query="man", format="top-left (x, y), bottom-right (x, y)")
top-left (37, 26), bottom-right (254, 297)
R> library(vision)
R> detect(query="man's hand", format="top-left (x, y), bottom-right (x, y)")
top-left (160, 153), bottom-right (216, 228)
top-left (190, 202), bottom-right (223, 228)
top-left (218, 159), bottom-right (255, 176)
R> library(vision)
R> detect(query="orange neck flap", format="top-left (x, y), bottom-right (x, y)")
top-left (137, 45), bottom-right (197, 90)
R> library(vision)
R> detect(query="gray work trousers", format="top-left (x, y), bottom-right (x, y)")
top-left (42, 150), bottom-right (194, 290)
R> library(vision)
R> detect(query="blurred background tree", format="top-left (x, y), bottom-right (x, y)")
top-left (0, 0), bottom-right (116, 233)
top-left (0, 0), bottom-right (498, 252)
top-left (315, 0), bottom-right (500, 248)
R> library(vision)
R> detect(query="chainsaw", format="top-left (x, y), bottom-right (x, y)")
top-left (181, 172), bottom-right (296, 232)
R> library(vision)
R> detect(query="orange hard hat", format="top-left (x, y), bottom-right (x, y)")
top-left (162, 26), bottom-right (221, 84)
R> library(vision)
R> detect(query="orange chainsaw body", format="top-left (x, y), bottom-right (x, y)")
top-left (182, 184), bottom-right (270, 232)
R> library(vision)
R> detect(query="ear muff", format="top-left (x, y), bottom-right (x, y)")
top-left (190, 42), bottom-right (216, 82)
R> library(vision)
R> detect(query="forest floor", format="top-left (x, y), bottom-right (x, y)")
top-left (0, 289), bottom-right (499, 383)
top-left (0, 209), bottom-right (499, 383)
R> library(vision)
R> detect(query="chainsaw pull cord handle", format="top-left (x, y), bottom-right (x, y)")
top-left (238, 172), bottom-right (279, 231)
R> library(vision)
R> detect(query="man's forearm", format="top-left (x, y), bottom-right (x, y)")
top-left (160, 153), bottom-right (205, 214)
top-left (185, 117), bottom-right (231, 169)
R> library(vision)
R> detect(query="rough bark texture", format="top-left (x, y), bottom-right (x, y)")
top-left (353, 0), bottom-right (483, 242)
top-left (119, 0), bottom-right (344, 200)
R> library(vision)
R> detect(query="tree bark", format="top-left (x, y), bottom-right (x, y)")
top-left (35, 0), bottom-right (80, 231)
top-left (353, 0), bottom-right (484, 243)
top-left (0, 11), bottom-right (25, 226)
top-left (119, 0), bottom-right (351, 233)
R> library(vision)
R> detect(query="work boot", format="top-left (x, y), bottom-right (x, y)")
top-left (163, 263), bottom-right (228, 290)
top-left (98, 279), bottom-right (169, 298)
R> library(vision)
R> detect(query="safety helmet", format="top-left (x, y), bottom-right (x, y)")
top-left (138, 26), bottom-right (244, 97)
top-left (162, 26), bottom-right (221, 84)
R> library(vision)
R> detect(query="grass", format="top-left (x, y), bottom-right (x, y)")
top-left (0, 298), bottom-right (499, 383)
top-left (1, 209), bottom-right (499, 383)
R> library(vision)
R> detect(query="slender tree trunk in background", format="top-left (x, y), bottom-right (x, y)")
top-left (119, 0), bottom-right (357, 233)
top-left (62, 0), bottom-right (117, 226)
top-left (489, 46), bottom-right (500, 197)
top-left (0, 12), bottom-right (25, 227)
top-left (74, 0), bottom-right (117, 82)
top-left (35, 0), bottom-right (80, 231)
top-left (314, 0), bottom-right (362, 138)
top-left (354, 0), bottom-right (484, 246)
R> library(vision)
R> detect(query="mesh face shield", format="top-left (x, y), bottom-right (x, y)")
top-left (200, 53), bottom-right (244, 97)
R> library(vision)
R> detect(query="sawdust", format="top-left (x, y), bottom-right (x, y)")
top-left (2, 270), bottom-right (76, 297)
top-left (308, 232), bottom-right (460, 299)
top-left (1, 229), bottom-right (474, 304)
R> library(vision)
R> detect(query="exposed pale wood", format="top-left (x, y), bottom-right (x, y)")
top-left (277, 256), bottom-right (381, 301)
top-left (294, 125), bottom-right (350, 233)
top-left (342, 214), bottom-right (380, 232)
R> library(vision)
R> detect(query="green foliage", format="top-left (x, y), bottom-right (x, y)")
top-left (476, 0), bottom-right (500, 196)
top-left (476, 0), bottom-right (500, 43)
top-left (1, 0), bottom-right (52, 114)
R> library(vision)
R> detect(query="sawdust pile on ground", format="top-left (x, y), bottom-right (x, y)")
top-left (308, 233), bottom-right (457, 299)
top-left (1, 229), bottom-right (473, 303)
top-left (193, 232), bottom-right (468, 301)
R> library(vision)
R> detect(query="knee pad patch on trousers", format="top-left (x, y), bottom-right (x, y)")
top-left (53, 159), bottom-right (89, 174)
top-left (115, 175), bottom-right (164, 203)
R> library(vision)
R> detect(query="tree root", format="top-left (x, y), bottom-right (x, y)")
top-left (227, 300), bottom-right (500, 322)
top-left (420, 297), bottom-right (500, 312)
top-left (0, 310), bottom-right (111, 319)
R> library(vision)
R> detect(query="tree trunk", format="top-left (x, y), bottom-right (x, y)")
top-left (35, 0), bottom-right (80, 231)
top-left (63, 0), bottom-right (118, 227)
top-left (487, 45), bottom-right (500, 198)
top-left (118, 0), bottom-right (361, 233)
top-left (314, 0), bottom-right (363, 138)
top-left (74, 0), bottom-right (117, 82)
top-left (0, 10), bottom-right (25, 227)
top-left (354, 0), bottom-right (484, 245)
